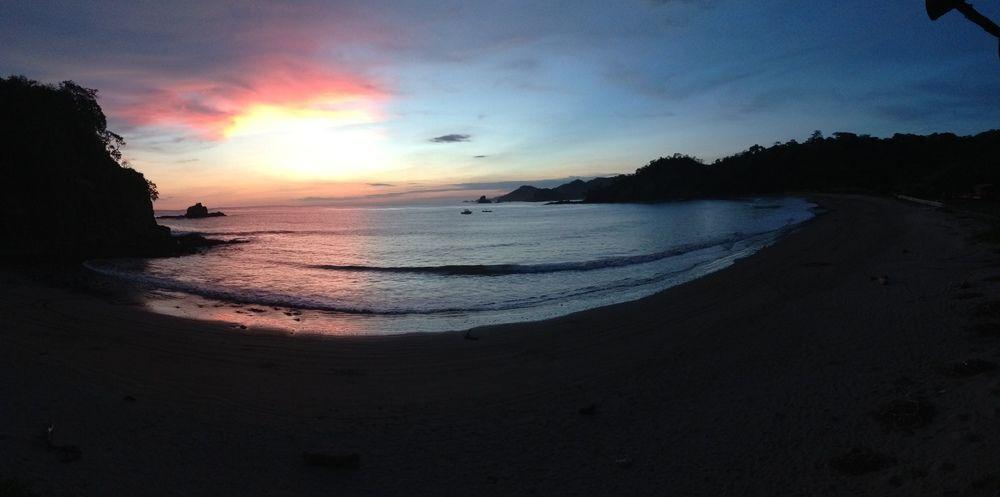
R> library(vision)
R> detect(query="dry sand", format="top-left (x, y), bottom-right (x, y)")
top-left (2, 194), bottom-right (1000, 496)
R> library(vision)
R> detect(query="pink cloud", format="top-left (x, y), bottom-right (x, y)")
top-left (112, 59), bottom-right (387, 140)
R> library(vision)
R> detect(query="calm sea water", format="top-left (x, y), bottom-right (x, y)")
top-left (85, 198), bottom-right (816, 335)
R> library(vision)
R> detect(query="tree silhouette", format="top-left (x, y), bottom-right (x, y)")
top-left (0, 75), bottom-right (168, 258)
top-left (586, 130), bottom-right (1000, 202)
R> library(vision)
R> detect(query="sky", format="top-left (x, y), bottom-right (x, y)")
top-left (2, 0), bottom-right (999, 208)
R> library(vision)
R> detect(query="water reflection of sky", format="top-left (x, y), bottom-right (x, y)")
top-left (90, 198), bottom-right (815, 334)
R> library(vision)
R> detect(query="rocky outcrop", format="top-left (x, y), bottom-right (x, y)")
top-left (158, 203), bottom-right (226, 219)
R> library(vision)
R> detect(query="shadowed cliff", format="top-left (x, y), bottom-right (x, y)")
top-left (0, 76), bottom-right (205, 260)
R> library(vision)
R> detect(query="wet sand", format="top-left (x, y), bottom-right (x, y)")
top-left (2, 194), bottom-right (1000, 496)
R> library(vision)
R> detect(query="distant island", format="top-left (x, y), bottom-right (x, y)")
top-left (489, 130), bottom-right (1000, 204)
top-left (482, 178), bottom-right (615, 203)
top-left (158, 203), bottom-right (226, 219)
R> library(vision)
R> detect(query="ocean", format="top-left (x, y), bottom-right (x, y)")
top-left (84, 197), bottom-right (817, 335)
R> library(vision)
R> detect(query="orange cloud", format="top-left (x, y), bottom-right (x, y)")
top-left (116, 60), bottom-right (386, 139)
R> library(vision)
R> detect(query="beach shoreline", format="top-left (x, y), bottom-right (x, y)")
top-left (85, 196), bottom-right (818, 336)
top-left (3, 194), bottom-right (1000, 496)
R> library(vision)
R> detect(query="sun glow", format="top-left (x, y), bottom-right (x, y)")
top-left (226, 104), bottom-right (391, 181)
top-left (223, 104), bottom-right (376, 138)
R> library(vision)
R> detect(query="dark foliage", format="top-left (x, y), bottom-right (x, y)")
top-left (586, 131), bottom-right (1000, 202)
top-left (0, 75), bottom-right (174, 259)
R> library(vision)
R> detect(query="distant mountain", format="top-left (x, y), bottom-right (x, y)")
top-left (494, 177), bottom-right (615, 202)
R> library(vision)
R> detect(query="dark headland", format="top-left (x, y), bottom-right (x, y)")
top-left (490, 177), bottom-right (614, 202)
top-left (0, 76), bottom-right (227, 261)
top-left (488, 131), bottom-right (1000, 204)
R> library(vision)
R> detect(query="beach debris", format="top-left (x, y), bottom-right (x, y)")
top-left (948, 359), bottom-right (997, 378)
top-left (578, 403), bottom-right (597, 415)
top-left (464, 330), bottom-right (479, 341)
top-left (248, 308), bottom-right (267, 313)
top-left (238, 324), bottom-right (247, 330)
top-left (302, 450), bottom-right (360, 469)
top-left (829, 447), bottom-right (892, 475)
top-left (43, 424), bottom-right (82, 463)
top-left (878, 397), bottom-right (935, 430)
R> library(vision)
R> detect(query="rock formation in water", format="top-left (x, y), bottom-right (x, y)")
top-left (159, 203), bottom-right (226, 219)
top-left (185, 202), bottom-right (226, 218)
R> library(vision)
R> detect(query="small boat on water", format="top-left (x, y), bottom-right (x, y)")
top-left (481, 209), bottom-right (492, 213)
top-left (461, 209), bottom-right (473, 215)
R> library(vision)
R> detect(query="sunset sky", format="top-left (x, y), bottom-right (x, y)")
top-left (3, 0), bottom-right (999, 208)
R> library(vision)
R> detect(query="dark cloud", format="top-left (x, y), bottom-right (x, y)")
top-left (629, 110), bottom-right (677, 119)
top-left (368, 182), bottom-right (394, 187)
top-left (473, 155), bottom-right (488, 158)
top-left (430, 134), bottom-right (471, 143)
top-left (174, 158), bottom-right (199, 163)
top-left (606, 61), bottom-right (754, 100)
top-left (873, 103), bottom-right (942, 123)
top-left (863, 75), bottom-right (1000, 129)
top-left (500, 58), bottom-right (540, 72)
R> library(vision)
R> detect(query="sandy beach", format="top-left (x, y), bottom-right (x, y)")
top-left (2, 194), bottom-right (1000, 496)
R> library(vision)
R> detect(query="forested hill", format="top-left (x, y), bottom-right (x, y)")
top-left (585, 131), bottom-right (1000, 203)
top-left (495, 177), bottom-right (614, 202)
